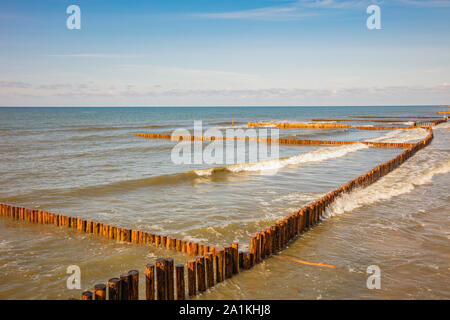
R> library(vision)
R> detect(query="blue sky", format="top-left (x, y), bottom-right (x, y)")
top-left (1, 0), bottom-right (449, 106)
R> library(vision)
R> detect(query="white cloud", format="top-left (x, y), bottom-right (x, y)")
top-left (395, 0), bottom-right (450, 7)
top-left (1, 81), bottom-right (449, 106)
top-left (44, 54), bottom-right (147, 58)
top-left (188, 0), bottom-right (376, 21)
top-left (189, 6), bottom-right (314, 21)
top-left (0, 81), bottom-right (32, 89)
top-left (189, 0), bottom-right (449, 21)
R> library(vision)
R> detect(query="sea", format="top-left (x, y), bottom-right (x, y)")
top-left (0, 106), bottom-right (448, 299)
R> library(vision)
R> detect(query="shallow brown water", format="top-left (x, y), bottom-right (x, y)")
top-left (0, 107), bottom-right (448, 299)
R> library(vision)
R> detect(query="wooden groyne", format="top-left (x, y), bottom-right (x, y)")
top-left (136, 133), bottom-right (414, 149)
top-left (248, 120), bottom-right (446, 131)
top-left (311, 119), bottom-right (417, 123)
top-left (248, 121), bottom-right (415, 130)
top-left (412, 119), bottom-right (447, 127)
top-left (0, 203), bottom-right (223, 259)
top-left (73, 249), bottom-right (239, 300)
top-left (248, 122), bottom-right (351, 129)
top-left (349, 116), bottom-right (442, 119)
top-left (437, 107), bottom-right (450, 115)
top-left (243, 128), bottom-right (434, 270)
top-left (0, 125), bottom-right (438, 300)
top-left (0, 203), bottom-right (239, 300)
top-left (353, 125), bottom-right (416, 130)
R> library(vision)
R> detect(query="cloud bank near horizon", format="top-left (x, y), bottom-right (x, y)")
top-left (0, 0), bottom-right (449, 106)
top-left (1, 80), bottom-right (449, 106)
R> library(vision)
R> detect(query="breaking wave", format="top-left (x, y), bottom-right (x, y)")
top-left (323, 158), bottom-right (450, 218)
top-left (366, 128), bottom-right (429, 143)
top-left (194, 143), bottom-right (368, 176)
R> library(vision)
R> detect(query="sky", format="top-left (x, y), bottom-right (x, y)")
top-left (0, 0), bottom-right (449, 106)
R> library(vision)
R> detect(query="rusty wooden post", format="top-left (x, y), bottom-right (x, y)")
top-left (231, 243), bottom-right (239, 274)
top-left (108, 278), bottom-right (120, 300)
top-left (266, 228), bottom-right (273, 256)
top-left (305, 207), bottom-right (311, 228)
top-left (192, 243), bottom-right (199, 256)
top-left (260, 232), bottom-right (266, 260)
top-left (86, 221), bottom-right (92, 233)
top-left (145, 264), bottom-right (155, 300)
top-left (315, 202), bottom-right (320, 222)
top-left (186, 242), bottom-right (192, 255)
top-left (293, 214), bottom-right (298, 237)
top-left (270, 225), bottom-right (277, 253)
top-left (149, 233), bottom-right (156, 245)
top-left (128, 270), bottom-right (139, 300)
top-left (299, 210), bottom-right (305, 233)
top-left (249, 236), bottom-right (257, 266)
top-left (205, 252), bottom-right (214, 287)
top-left (224, 246), bottom-right (233, 279)
top-left (188, 260), bottom-right (196, 297)
top-left (120, 273), bottom-right (131, 300)
top-left (156, 258), bottom-right (167, 300)
top-left (216, 249), bottom-right (224, 283)
top-left (286, 217), bottom-right (292, 240)
top-left (255, 233), bottom-right (261, 262)
top-left (276, 223), bottom-right (282, 251)
top-left (77, 218), bottom-right (83, 232)
top-left (196, 256), bottom-right (206, 293)
top-left (242, 251), bottom-right (251, 269)
top-left (176, 264), bottom-right (185, 300)
top-left (166, 258), bottom-right (175, 300)
top-left (94, 284), bottom-right (106, 300)
top-left (81, 291), bottom-right (93, 300)
top-left (279, 222), bottom-right (285, 248)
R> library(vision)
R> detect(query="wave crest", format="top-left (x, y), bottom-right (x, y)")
top-left (323, 159), bottom-right (450, 218)
top-left (194, 143), bottom-right (368, 176)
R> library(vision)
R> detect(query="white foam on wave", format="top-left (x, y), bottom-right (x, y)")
top-left (271, 192), bottom-right (325, 203)
top-left (0, 239), bottom-right (12, 249)
top-left (366, 128), bottom-right (428, 143)
top-left (194, 143), bottom-right (368, 176)
top-left (387, 121), bottom-right (414, 125)
top-left (212, 125), bottom-right (248, 130)
top-left (323, 158), bottom-right (450, 218)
